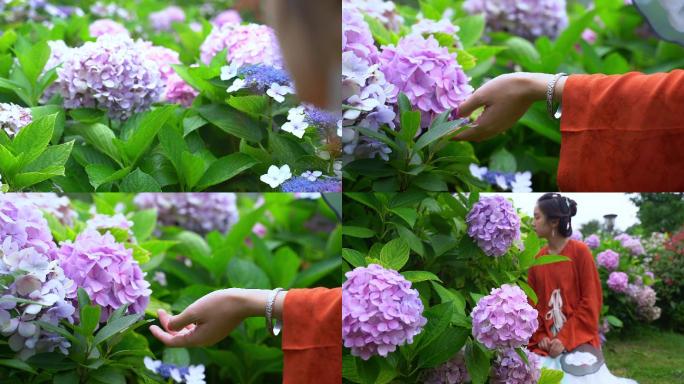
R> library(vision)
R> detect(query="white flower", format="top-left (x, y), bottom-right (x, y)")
top-left (226, 78), bottom-right (246, 93)
top-left (301, 171), bottom-right (322, 182)
top-left (337, 119), bottom-right (343, 137)
top-left (494, 175), bottom-right (509, 190)
top-left (260, 165), bottom-right (292, 188)
top-left (184, 365), bottom-right (206, 384)
top-left (510, 171), bottom-right (532, 193)
top-left (220, 62), bottom-right (240, 81)
top-left (469, 164), bottom-right (488, 180)
top-left (170, 367), bottom-right (183, 383)
top-left (266, 82), bottom-right (294, 103)
top-left (281, 106), bottom-right (309, 139)
top-left (143, 356), bottom-right (161, 373)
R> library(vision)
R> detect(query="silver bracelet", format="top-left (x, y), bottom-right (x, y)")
top-left (546, 73), bottom-right (567, 119)
top-left (266, 288), bottom-right (284, 336)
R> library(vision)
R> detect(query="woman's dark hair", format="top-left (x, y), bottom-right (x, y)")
top-left (537, 193), bottom-right (578, 237)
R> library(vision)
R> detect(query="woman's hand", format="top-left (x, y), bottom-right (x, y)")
top-left (149, 288), bottom-right (286, 347)
top-left (548, 338), bottom-right (566, 358)
top-left (455, 72), bottom-right (566, 141)
top-left (539, 336), bottom-right (552, 351)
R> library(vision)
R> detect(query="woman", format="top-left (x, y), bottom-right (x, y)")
top-left (149, 287), bottom-right (341, 384)
top-left (528, 193), bottom-right (636, 383)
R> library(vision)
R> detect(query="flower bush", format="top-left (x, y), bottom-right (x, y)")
top-left (0, 191), bottom-right (341, 383)
top-left (342, 192), bottom-right (566, 383)
top-left (0, 1), bottom-right (341, 192)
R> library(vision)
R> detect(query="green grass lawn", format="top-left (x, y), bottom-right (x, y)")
top-left (603, 327), bottom-right (684, 384)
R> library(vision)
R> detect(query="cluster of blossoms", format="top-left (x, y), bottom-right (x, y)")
top-left (584, 234), bottom-right (600, 249)
top-left (85, 212), bottom-right (134, 239)
top-left (149, 5), bottom-right (186, 32)
top-left (597, 249), bottom-right (620, 270)
top-left (469, 164), bottom-right (533, 192)
top-left (642, 232), bottom-right (667, 253)
top-left (41, 40), bottom-right (73, 103)
top-left (139, 41), bottom-right (198, 107)
top-left (281, 176), bottom-right (343, 193)
top-left (343, 0), bottom-right (404, 31)
top-left (0, 0), bottom-right (83, 23)
top-left (471, 284), bottom-right (538, 349)
top-left (422, 350), bottom-right (470, 384)
top-left (212, 9), bottom-right (242, 28)
top-left (89, 18), bottom-right (129, 37)
top-left (342, 264), bottom-right (427, 360)
top-left (410, 16), bottom-right (463, 49)
top-left (607, 271), bottom-right (629, 293)
top-left (133, 193), bottom-right (239, 235)
top-left (0, 196), bottom-right (75, 359)
top-left (57, 34), bottom-right (165, 120)
top-left (14, 193), bottom-right (77, 226)
top-left (491, 347), bottom-right (542, 384)
top-left (90, 1), bottom-right (132, 21)
top-left (0, 103), bottom-right (32, 137)
top-left (200, 23), bottom-right (283, 68)
top-left (463, 0), bottom-right (569, 40)
top-left (379, 34), bottom-right (473, 127)
top-left (625, 283), bottom-right (661, 322)
top-left (222, 63), bottom-right (294, 103)
top-left (466, 196), bottom-right (521, 257)
top-left (56, 230), bottom-right (151, 321)
top-left (341, 5), bottom-right (396, 161)
top-left (144, 357), bottom-right (206, 384)
top-left (614, 233), bottom-right (645, 256)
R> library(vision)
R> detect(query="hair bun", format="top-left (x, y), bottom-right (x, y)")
top-left (568, 198), bottom-right (577, 217)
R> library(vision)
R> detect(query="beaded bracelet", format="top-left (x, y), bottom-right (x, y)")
top-left (266, 288), bottom-right (284, 336)
top-left (546, 72), bottom-right (567, 119)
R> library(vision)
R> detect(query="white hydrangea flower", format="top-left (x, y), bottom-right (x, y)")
top-left (220, 62), bottom-right (240, 81)
top-left (301, 171), bottom-right (322, 182)
top-left (281, 106), bottom-right (309, 139)
top-left (266, 83), bottom-right (294, 103)
top-left (260, 165), bottom-right (292, 188)
top-left (226, 78), bottom-right (247, 93)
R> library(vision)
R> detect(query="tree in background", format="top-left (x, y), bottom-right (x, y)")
top-left (580, 219), bottom-right (601, 236)
top-left (631, 193), bottom-right (684, 234)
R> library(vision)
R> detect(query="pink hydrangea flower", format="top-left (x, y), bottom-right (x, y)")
top-left (89, 18), bottom-right (129, 37)
top-left (607, 271), bottom-right (629, 293)
top-left (597, 249), bottom-right (619, 270)
top-left (199, 23), bottom-right (283, 68)
top-left (466, 196), bottom-right (521, 257)
top-left (212, 10), bottom-right (242, 28)
top-left (149, 5), bottom-right (186, 31)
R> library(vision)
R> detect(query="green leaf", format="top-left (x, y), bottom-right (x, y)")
top-left (399, 111), bottom-right (421, 143)
top-left (22, 140), bottom-right (73, 173)
top-left (197, 104), bottom-right (264, 142)
top-left (342, 226), bottom-right (375, 238)
top-left (16, 40), bottom-right (50, 85)
top-left (532, 255), bottom-right (571, 267)
top-left (293, 257), bottom-right (341, 287)
top-left (163, 348), bottom-right (190, 366)
top-left (519, 104), bottom-right (561, 143)
top-left (122, 105), bottom-right (178, 166)
top-left (69, 108), bottom-right (106, 124)
top-left (606, 315), bottom-right (623, 328)
top-left (31, 105), bottom-right (65, 144)
top-left (272, 247), bottom-right (301, 288)
top-left (78, 305), bottom-right (101, 337)
top-left (414, 118), bottom-right (467, 152)
top-left (539, 367), bottom-right (565, 384)
top-left (342, 248), bottom-right (367, 268)
top-left (455, 49), bottom-right (477, 70)
top-left (85, 164), bottom-right (131, 190)
top-left (465, 341), bottom-right (490, 384)
top-left (131, 209), bottom-right (157, 241)
top-left (227, 95), bottom-right (269, 117)
top-left (401, 270), bottom-right (442, 283)
top-left (505, 36), bottom-right (541, 71)
top-left (90, 367), bottom-right (126, 384)
top-left (489, 147), bottom-right (517, 173)
top-left (12, 113), bottom-right (56, 167)
top-left (180, 151), bottom-right (207, 190)
top-left (227, 258), bottom-right (271, 289)
top-left (416, 327), bottom-right (469, 369)
top-left (379, 238), bottom-right (410, 271)
top-left (0, 359), bottom-right (37, 374)
top-left (455, 14), bottom-right (485, 48)
top-left (390, 207), bottom-right (418, 227)
top-left (363, 15), bottom-right (396, 46)
top-left (93, 314), bottom-right (142, 346)
top-left (119, 169), bottom-right (162, 192)
top-left (72, 123), bottom-right (122, 165)
top-left (53, 371), bottom-right (79, 384)
top-left (518, 280), bottom-right (538, 305)
top-left (195, 153), bottom-right (258, 190)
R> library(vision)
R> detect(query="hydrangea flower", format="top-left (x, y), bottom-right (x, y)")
top-left (471, 284), bottom-right (538, 350)
top-left (133, 193), bottom-right (239, 235)
top-left (282, 106), bottom-right (309, 139)
top-left (57, 34), bottom-right (165, 120)
top-left (12, 193), bottom-right (76, 226)
top-left (212, 10), bottom-right (241, 28)
top-left (0, 103), bottom-right (32, 137)
top-left (343, 0), bottom-right (404, 31)
top-left (234, 64), bottom-right (292, 92)
top-left (343, 5), bottom-right (380, 64)
top-left (422, 350), bottom-right (470, 384)
top-left (280, 177), bottom-right (343, 193)
top-left (85, 212), bottom-right (134, 238)
top-left (164, 73), bottom-right (199, 107)
top-left (149, 6), bottom-right (186, 32)
top-left (614, 233), bottom-right (645, 255)
top-left (41, 40), bottom-right (73, 103)
top-left (342, 264), bottom-right (427, 360)
top-left (0, 244), bottom-right (76, 360)
top-left (469, 164), bottom-right (533, 192)
top-left (463, 0), bottom-right (568, 40)
top-left (0, 195), bottom-right (57, 256)
top-left (491, 347), bottom-right (541, 384)
top-left (90, 2), bottom-right (131, 20)
top-left (56, 230), bottom-right (151, 321)
top-left (89, 18), bottom-right (129, 37)
top-left (137, 43), bottom-right (198, 107)
top-left (585, 234), bottom-right (600, 249)
top-left (379, 34), bottom-right (473, 127)
top-left (144, 357), bottom-right (206, 384)
top-left (597, 249), bottom-right (619, 270)
top-left (200, 24), bottom-right (282, 68)
top-left (571, 230), bottom-right (583, 241)
top-left (607, 271), bottom-right (629, 293)
top-left (466, 196), bottom-right (521, 257)
top-left (260, 165), bottom-right (293, 188)
top-left (410, 17), bottom-right (462, 48)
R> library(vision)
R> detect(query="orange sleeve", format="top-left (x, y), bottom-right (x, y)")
top-left (558, 70), bottom-right (684, 192)
top-left (554, 248), bottom-right (602, 352)
top-left (282, 287), bottom-right (341, 384)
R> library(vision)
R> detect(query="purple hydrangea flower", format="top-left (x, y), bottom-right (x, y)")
top-left (571, 230), bottom-right (583, 241)
top-left (0, 195), bottom-right (57, 256)
top-left (466, 196), bottom-right (521, 257)
top-left (597, 249), bottom-right (619, 270)
top-left (212, 10), bottom-right (242, 28)
top-left (342, 264), bottom-right (427, 360)
top-left (164, 73), bottom-right (199, 107)
top-left (89, 18), bottom-right (129, 37)
top-left (463, 0), bottom-right (568, 40)
top-left (0, 103), bottom-right (32, 137)
top-left (607, 271), bottom-right (629, 293)
top-left (343, 0), bottom-right (404, 32)
top-left (379, 34), bottom-right (473, 127)
top-left (13, 193), bottom-right (76, 226)
top-left (343, 5), bottom-right (380, 64)
top-left (471, 284), bottom-right (538, 350)
top-left (149, 6), bottom-right (186, 32)
top-left (618, 235), bottom-right (645, 256)
top-left (56, 230), bottom-right (151, 321)
top-left (200, 24), bottom-right (283, 68)
top-left (41, 40), bottom-right (73, 103)
top-left (236, 64), bottom-right (292, 92)
top-left (144, 356), bottom-right (206, 384)
top-left (57, 34), bottom-right (165, 120)
top-left (280, 177), bottom-right (342, 193)
top-left (133, 193), bottom-right (239, 235)
top-left (585, 234), bottom-right (600, 249)
top-left (410, 17), bottom-right (462, 48)
top-left (422, 350), bottom-right (470, 384)
top-left (491, 347), bottom-right (541, 384)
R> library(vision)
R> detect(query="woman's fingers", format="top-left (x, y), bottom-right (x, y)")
top-left (167, 308), bottom-right (198, 332)
top-left (458, 92), bottom-right (485, 119)
top-left (149, 324), bottom-right (199, 348)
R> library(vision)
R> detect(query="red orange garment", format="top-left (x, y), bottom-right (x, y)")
top-left (558, 70), bottom-right (684, 191)
top-left (282, 287), bottom-right (341, 384)
top-left (527, 240), bottom-right (602, 356)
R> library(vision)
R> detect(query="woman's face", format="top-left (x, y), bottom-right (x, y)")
top-left (533, 205), bottom-right (556, 238)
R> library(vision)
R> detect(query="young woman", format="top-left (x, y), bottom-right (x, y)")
top-left (528, 193), bottom-right (637, 383)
